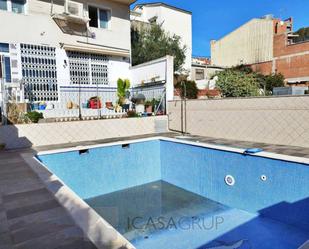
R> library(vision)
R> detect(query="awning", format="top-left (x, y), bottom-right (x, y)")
top-left (61, 43), bottom-right (130, 57)
top-left (287, 76), bottom-right (309, 83)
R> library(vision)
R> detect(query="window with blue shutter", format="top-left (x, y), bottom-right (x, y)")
top-left (11, 0), bottom-right (26, 13)
top-left (0, 0), bottom-right (7, 10)
top-left (99, 9), bottom-right (108, 29)
top-left (0, 43), bottom-right (9, 53)
top-left (4, 57), bottom-right (11, 83)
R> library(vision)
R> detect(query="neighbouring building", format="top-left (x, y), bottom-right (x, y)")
top-left (130, 2), bottom-right (192, 76)
top-left (192, 56), bottom-right (211, 66)
top-left (211, 15), bottom-right (309, 86)
top-left (0, 0), bottom-right (134, 113)
top-left (191, 56), bottom-right (222, 90)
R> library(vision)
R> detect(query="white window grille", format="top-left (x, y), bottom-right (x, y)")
top-left (67, 51), bottom-right (109, 85)
top-left (21, 44), bottom-right (58, 102)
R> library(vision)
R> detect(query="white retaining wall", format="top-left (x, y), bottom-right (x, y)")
top-left (0, 116), bottom-right (168, 149)
top-left (168, 96), bottom-right (309, 148)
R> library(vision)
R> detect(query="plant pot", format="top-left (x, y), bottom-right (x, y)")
top-left (122, 104), bottom-right (130, 112)
top-left (90, 99), bottom-right (102, 109)
top-left (146, 106), bottom-right (153, 113)
top-left (136, 104), bottom-right (145, 114)
top-left (106, 102), bottom-right (113, 109)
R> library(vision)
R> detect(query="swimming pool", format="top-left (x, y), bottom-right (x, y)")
top-left (36, 137), bottom-right (309, 249)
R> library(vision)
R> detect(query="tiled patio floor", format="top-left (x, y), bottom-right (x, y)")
top-left (0, 133), bottom-right (308, 249)
top-left (0, 151), bottom-right (97, 249)
top-left (181, 135), bottom-right (309, 158)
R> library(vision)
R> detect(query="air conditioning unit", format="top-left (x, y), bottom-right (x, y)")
top-left (65, 1), bottom-right (83, 18)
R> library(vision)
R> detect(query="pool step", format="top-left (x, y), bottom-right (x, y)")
top-left (299, 241), bottom-right (309, 249)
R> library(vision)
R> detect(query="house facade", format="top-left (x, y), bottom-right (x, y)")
top-left (0, 0), bottom-right (134, 109)
top-left (130, 2), bottom-right (192, 76)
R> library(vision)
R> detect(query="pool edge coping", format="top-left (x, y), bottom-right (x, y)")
top-left (36, 136), bottom-right (309, 165)
top-left (21, 152), bottom-right (136, 249)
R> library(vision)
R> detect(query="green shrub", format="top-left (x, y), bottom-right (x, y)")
top-left (216, 70), bottom-right (260, 97)
top-left (25, 111), bottom-right (43, 123)
top-left (175, 80), bottom-right (199, 99)
top-left (262, 73), bottom-right (285, 94)
top-left (127, 110), bottom-right (139, 118)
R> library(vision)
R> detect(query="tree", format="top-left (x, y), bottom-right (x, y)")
top-left (293, 27), bottom-right (309, 43)
top-left (175, 80), bottom-right (198, 99)
top-left (131, 23), bottom-right (186, 72)
top-left (216, 70), bottom-right (260, 98)
top-left (260, 73), bottom-right (285, 95)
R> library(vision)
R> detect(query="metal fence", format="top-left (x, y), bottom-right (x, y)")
top-left (1, 78), bottom-right (167, 124)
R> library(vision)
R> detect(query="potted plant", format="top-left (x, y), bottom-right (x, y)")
top-left (25, 111), bottom-right (44, 123)
top-left (105, 101), bottom-right (114, 110)
top-left (117, 78), bottom-right (131, 110)
top-left (145, 100), bottom-right (153, 113)
top-left (151, 98), bottom-right (160, 111)
top-left (127, 110), bottom-right (139, 118)
top-left (89, 96), bottom-right (102, 109)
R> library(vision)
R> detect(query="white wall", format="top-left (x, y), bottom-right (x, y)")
top-left (56, 48), bottom-right (71, 89)
top-left (130, 56), bottom-right (174, 101)
top-left (0, 116), bottom-right (168, 149)
top-left (159, 6), bottom-right (192, 75)
top-left (0, 0), bottom-right (131, 52)
top-left (109, 56), bottom-right (131, 86)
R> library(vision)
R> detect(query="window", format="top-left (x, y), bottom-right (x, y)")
top-left (21, 44), bottom-right (58, 101)
top-left (68, 51), bottom-right (109, 85)
top-left (88, 6), bottom-right (109, 29)
top-left (4, 57), bottom-right (11, 83)
top-left (0, 0), bottom-right (26, 13)
top-left (99, 9), bottom-right (108, 29)
top-left (0, 43), bottom-right (9, 53)
top-left (88, 6), bottom-right (98, 28)
top-left (11, 0), bottom-right (25, 13)
top-left (195, 69), bottom-right (205, 80)
top-left (0, 0), bottom-right (7, 10)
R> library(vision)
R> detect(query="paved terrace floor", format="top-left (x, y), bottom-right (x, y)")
top-left (1, 132), bottom-right (309, 249)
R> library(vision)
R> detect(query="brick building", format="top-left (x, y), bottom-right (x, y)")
top-left (211, 16), bottom-right (309, 86)
top-left (251, 18), bottom-right (309, 86)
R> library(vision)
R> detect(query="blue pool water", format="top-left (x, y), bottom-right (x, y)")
top-left (38, 139), bottom-right (309, 249)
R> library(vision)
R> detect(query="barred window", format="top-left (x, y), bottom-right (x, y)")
top-left (67, 51), bottom-right (109, 85)
top-left (21, 43), bottom-right (58, 102)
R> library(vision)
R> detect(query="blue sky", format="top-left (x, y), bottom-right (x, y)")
top-left (133, 0), bottom-right (309, 57)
